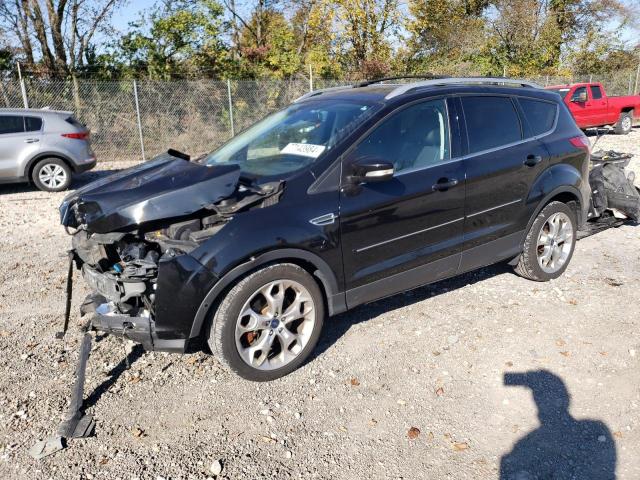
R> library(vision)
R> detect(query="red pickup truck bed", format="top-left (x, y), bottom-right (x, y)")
top-left (545, 82), bottom-right (640, 134)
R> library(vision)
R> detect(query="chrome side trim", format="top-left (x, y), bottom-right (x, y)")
top-left (466, 198), bottom-right (523, 218)
top-left (355, 217), bottom-right (464, 253)
top-left (310, 213), bottom-right (338, 226)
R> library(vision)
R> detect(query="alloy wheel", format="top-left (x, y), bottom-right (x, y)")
top-left (235, 279), bottom-right (316, 370)
top-left (38, 163), bottom-right (68, 189)
top-left (536, 212), bottom-right (574, 274)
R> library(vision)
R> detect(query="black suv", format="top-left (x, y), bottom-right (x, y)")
top-left (60, 77), bottom-right (591, 381)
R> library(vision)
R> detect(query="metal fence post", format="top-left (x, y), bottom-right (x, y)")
top-left (309, 65), bottom-right (313, 92)
top-left (227, 79), bottom-right (235, 137)
top-left (19, 80), bottom-right (29, 109)
top-left (634, 64), bottom-right (640, 95)
top-left (17, 63), bottom-right (29, 109)
top-left (133, 80), bottom-right (146, 161)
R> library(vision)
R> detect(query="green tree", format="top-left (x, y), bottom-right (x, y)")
top-left (116, 0), bottom-right (229, 79)
top-left (406, 0), bottom-right (488, 75)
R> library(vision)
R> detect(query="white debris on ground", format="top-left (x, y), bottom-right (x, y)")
top-left (0, 129), bottom-right (639, 479)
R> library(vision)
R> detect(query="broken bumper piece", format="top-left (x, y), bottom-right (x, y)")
top-left (83, 293), bottom-right (154, 350)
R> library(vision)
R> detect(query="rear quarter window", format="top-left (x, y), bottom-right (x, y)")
top-left (461, 96), bottom-right (522, 153)
top-left (518, 98), bottom-right (557, 136)
top-left (65, 116), bottom-right (86, 129)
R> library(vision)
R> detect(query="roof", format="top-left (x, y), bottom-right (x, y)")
top-left (295, 77), bottom-right (544, 104)
top-left (0, 107), bottom-right (73, 116)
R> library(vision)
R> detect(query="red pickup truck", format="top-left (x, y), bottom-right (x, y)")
top-left (545, 82), bottom-right (640, 134)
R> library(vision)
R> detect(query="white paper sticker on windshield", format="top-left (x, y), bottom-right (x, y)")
top-left (281, 143), bottom-right (326, 158)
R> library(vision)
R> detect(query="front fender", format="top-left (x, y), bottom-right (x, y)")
top-left (188, 246), bottom-right (346, 340)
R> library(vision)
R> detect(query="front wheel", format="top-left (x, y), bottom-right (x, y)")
top-left (207, 263), bottom-right (324, 381)
top-left (514, 201), bottom-right (577, 281)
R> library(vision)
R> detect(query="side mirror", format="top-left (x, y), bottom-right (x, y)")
top-left (348, 157), bottom-right (395, 183)
top-left (571, 91), bottom-right (587, 103)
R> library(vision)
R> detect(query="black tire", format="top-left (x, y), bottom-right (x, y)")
top-left (514, 201), bottom-right (577, 281)
top-left (207, 263), bottom-right (325, 381)
top-left (32, 157), bottom-right (72, 192)
top-left (613, 111), bottom-right (633, 135)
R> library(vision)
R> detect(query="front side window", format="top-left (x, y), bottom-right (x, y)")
top-left (0, 115), bottom-right (25, 135)
top-left (571, 87), bottom-right (587, 102)
top-left (461, 96), bottom-right (521, 153)
top-left (519, 98), bottom-right (557, 136)
top-left (203, 100), bottom-right (381, 177)
top-left (590, 85), bottom-right (603, 99)
top-left (349, 99), bottom-right (450, 174)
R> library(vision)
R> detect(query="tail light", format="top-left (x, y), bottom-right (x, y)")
top-left (62, 131), bottom-right (90, 140)
top-left (569, 135), bottom-right (590, 152)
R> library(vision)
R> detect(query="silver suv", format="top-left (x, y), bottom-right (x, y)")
top-left (0, 108), bottom-right (96, 191)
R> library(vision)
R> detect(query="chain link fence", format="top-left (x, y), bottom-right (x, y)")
top-left (0, 70), bottom-right (638, 163)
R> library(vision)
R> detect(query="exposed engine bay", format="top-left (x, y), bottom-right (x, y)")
top-left (59, 152), bottom-right (283, 348)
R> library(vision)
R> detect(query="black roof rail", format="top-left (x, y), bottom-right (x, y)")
top-left (354, 74), bottom-right (450, 88)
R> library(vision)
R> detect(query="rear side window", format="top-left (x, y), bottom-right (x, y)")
top-left (519, 98), bottom-right (557, 136)
top-left (590, 85), bottom-right (603, 99)
top-left (25, 116), bottom-right (43, 132)
top-left (461, 96), bottom-right (521, 153)
top-left (0, 115), bottom-right (25, 135)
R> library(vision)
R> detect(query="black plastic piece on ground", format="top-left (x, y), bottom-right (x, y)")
top-left (56, 332), bottom-right (95, 439)
top-left (56, 250), bottom-right (76, 340)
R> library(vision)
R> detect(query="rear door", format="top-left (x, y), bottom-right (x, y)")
top-left (339, 97), bottom-right (466, 306)
top-left (0, 115), bottom-right (41, 180)
top-left (458, 95), bottom-right (551, 271)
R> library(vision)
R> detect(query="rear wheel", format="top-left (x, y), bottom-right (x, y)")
top-left (514, 201), bottom-right (577, 281)
top-left (32, 158), bottom-right (72, 192)
top-left (207, 263), bottom-right (324, 381)
top-left (613, 111), bottom-right (633, 135)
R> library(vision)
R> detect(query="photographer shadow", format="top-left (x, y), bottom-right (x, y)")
top-left (501, 370), bottom-right (616, 480)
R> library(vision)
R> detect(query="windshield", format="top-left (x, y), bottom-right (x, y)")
top-left (203, 99), bottom-right (380, 177)
top-left (547, 88), bottom-right (570, 100)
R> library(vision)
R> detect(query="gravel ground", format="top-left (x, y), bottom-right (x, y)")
top-left (0, 129), bottom-right (639, 480)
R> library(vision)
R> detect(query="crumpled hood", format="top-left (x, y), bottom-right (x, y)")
top-left (60, 153), bottom-right (241, 233)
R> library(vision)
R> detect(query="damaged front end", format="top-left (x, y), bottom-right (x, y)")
top-left (59, 152), bottom-right (283, 352)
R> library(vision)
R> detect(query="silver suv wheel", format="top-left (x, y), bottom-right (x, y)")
top-left (38, 163), bottom-right (68, 189)
top-left (235, 279), bottom-right (316, 370)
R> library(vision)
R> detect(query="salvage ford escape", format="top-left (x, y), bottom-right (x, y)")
top-left (60, 77), bottom-right (591, 381)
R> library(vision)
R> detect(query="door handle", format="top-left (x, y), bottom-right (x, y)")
top-left (524, 154), bottom-right (542, 167)
top-left (432, 177), bottom-right (458, 191)
top-left (24, 138), bottom-right (40, 143)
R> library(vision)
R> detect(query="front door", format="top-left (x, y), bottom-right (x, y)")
top-left (339, 98), bottom-right (466, 307)
top-left (567, 86), bottom-right (591, 127)
top-left (0, 115), bottom-right (40, 180)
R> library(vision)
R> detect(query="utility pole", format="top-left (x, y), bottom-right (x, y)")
top-left (17, 62), bottom-right (29, 109)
